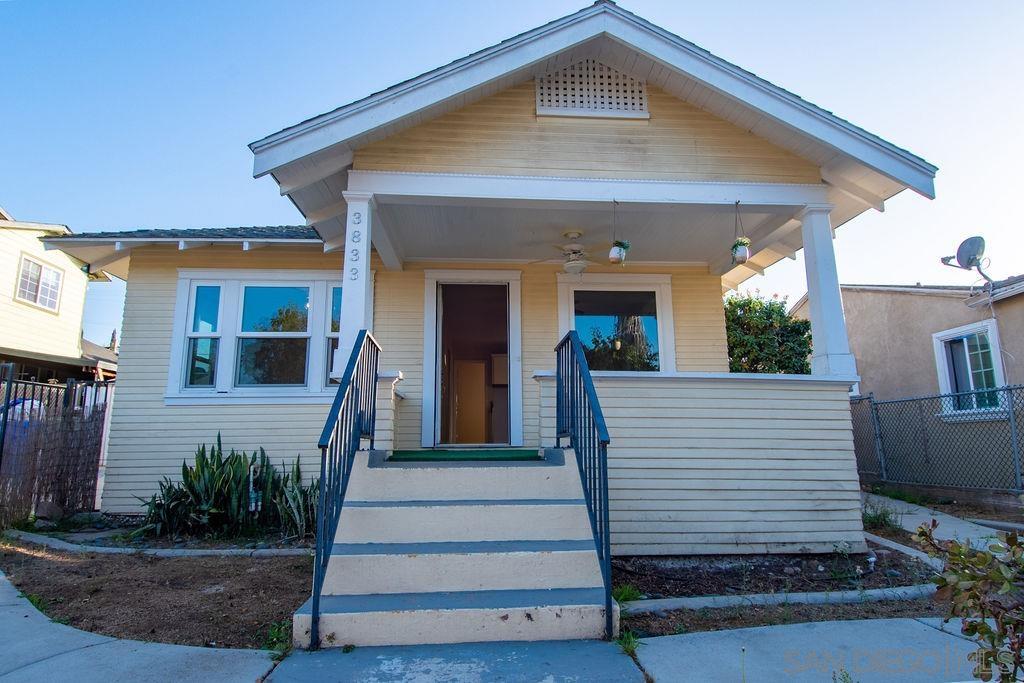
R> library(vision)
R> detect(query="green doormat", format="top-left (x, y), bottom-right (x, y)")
top-left (389, 449), bottom-right (542, 462)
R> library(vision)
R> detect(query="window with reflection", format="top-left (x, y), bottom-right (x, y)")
top-left (236, 286), bottom-right (310, 386)
top-left (186, 285), bottom-right (220, 386)
top-left (326, 286), bottom-right (342, 384)
top-left (573, 290), bottom-right (659, 371)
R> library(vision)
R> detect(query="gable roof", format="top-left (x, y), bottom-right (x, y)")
top-left (250, 0), bottom-right (936, 200)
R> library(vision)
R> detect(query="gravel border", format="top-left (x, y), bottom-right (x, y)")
top-left (623, 534), bottom-right (941, 615)
top-left (4, 529), bottom-right (312, 558)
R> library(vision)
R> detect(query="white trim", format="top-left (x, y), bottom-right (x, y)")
top-left (931, 318), bottom-right (1006, 399)
top-left (556, 272), bottom-right (676, 374)
top-left (532, 370), bottom-right (859, 386)
top-left (165, 268), bottom-right (361, 404)
top-left (348, 170), bottom-right (830, 207)
top-left (421, 269), bottom-right (523, 448)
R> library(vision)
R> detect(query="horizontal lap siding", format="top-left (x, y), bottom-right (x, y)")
top-left (374, 263), bottom-right (726, 450)
top-left (102, 246), bottom-right (344, 513)
top-left (539, 378), bottom-right (864, 555)
top-left (354, 83), bottom-right (820, 184)
top-left (105, 250), bottom-right (727, 514)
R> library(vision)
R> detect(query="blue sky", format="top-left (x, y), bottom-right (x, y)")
top-left (2, 1), bottom-right (1021, 343)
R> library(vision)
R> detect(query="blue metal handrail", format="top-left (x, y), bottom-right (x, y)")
top-left (310, 329), bottom-right (380, 649)
top-left (554, 330), bottom-right (613, 638)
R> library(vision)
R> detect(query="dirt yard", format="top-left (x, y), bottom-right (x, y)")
top-left (623, 598), bottom-right (949, 637)
top-left (0, 539), bottom-right (311, 649)
top-left (612, 541), bottom-right (935, 600)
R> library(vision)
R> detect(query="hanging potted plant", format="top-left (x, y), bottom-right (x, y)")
top-left (731, 237), bottom-right (751, 264)
top-left (609, 239), bottom-right (630, 265)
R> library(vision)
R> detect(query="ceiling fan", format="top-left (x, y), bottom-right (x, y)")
top-left (542, 230), bottom-right (613, 274)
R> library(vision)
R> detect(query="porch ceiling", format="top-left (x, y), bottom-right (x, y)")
top-left (375, 197), bottom-right (788, 265)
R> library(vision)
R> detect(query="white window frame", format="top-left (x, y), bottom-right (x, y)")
top-left (932, 318), bottom-right (1006, 414)
top-left (166, 269), bottom-right (364, 405)
top-left (15, 254), bottom-right (64, 313)
top-left (421, 270), bottom-right (523, 448)
top-left (183, 281), bottom-right (224, 388)
top-left (556, 273), bottom-right (676, 376)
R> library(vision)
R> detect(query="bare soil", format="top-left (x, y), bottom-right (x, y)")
top-left (865, 525), bottom-right (924, 548)
top-left (612, 542), bottom-right (934, 600)
top-left (0, 539), bottom-right (311, 648)
top-left (623, 598), bottom-right (949, 637)
top-left (928, 500), bottom-right (1024, 525)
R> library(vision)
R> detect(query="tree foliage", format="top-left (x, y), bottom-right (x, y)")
top-left (724, 292), bottom-right (811, 374)
top-left (916, 520), bottom-right (1024, 682)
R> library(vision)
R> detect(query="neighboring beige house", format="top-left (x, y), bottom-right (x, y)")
top-left (791, 279), bottom-right (1023, 401)
top-left (0, 207), bottom-right (117, 382)
top-left (47, 2), bottom-right (937, 648)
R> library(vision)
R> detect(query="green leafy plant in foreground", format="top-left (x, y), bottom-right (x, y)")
top-left (916, 520), bottom-right (1024, 681)
top-left (615, 629), bottom-right (642, 657)
top-left (261, 620), bottom-right (292, 659)
top-left (612, 584), bottom-right (643, 603)
top-left (137, 433), bottom-right (318, 538)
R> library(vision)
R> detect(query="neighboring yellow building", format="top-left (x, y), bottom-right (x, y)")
top-left (47, 1), bottom-right (939, 649)
top-left (0, 207), bottom-right (116, 381)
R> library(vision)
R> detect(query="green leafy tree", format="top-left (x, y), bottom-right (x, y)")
top-left (724, 292), bottom-right (811, 374)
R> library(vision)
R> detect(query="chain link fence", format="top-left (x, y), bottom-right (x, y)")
top-left (851, 385), bottom-right (1024, 492)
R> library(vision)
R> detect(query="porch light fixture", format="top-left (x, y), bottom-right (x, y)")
top-left (561, 231), bottom-right (590, 274)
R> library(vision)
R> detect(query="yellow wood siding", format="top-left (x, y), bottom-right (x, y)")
top-left (103, 250), bottom-right (727, 513)
top-left (0, 227), bottom-right (88, 360)
top-left (539, 377), bottom-right (865, 555)
top-left (354, 82), bottom-right (820, 184)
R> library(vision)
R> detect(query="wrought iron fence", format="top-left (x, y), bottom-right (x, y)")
top-left (310, 330), bottom-right (380, 649)
top-left (0, 363), bottom-right (115, 524)
top-left (851, 385), bottom-right (1024, 492)
top-left (555, 330), bottom-right (612, 639)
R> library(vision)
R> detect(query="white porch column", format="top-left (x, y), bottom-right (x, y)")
top-left (333, 191), bottom-right (374, 376)
top-left (799, 206), bottom-right (857, 377)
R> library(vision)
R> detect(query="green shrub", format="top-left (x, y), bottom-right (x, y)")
top-left (916, 520), bottom-right (1024, 681)
top-left (612, 584), bottom-right (643, 603)
top-left (862, 502), bottom-right (902, 531)
top-left (137, 434), bottom-right (318, 538)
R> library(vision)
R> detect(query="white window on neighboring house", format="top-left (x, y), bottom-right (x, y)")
top-left (166, 270), bottom-right (364, 404)
top-left (932, 318), bottom-right (1006, 412)
top-left (16, 256), bottom-right (63, 311)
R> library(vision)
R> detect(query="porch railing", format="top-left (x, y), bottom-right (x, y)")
top-left (310, 329), bottom-right (380, 649)
top-left (554, 330), bottom-right (612, 638)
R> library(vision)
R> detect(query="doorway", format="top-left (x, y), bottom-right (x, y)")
top-left (437, 283), bottom-right (509, 445)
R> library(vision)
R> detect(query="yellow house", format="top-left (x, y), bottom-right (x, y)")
top-left (0, 207), bottom-right (116, 381)
top-left (47, 2), bottom-right (937, 649)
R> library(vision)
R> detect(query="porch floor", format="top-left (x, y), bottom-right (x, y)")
top-left (389, 449), bottom-right (542, 462)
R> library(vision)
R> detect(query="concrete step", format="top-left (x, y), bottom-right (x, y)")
top-left (334, 498), bottom-right (595, 544)
top-left (322, 540), bottom-right (603, 594)
top-left (293, 588), bottom-right (614, 648)
top-left (345, 450), bottom-right (583, 502)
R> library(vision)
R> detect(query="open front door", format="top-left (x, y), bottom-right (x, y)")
top-left (435, 283), bottom-right (510, 446)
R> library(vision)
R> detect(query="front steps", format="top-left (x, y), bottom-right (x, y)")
top-left (293, 449), bottom-right (616, 648)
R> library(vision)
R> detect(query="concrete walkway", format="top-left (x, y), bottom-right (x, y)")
top-left (864, 492), bottom-right (999, 549)
top-left (270, 639), bottom-right (644, 682)
top-left (1, 573), bottom-right (275, 682)
top-left (638, 618), bottom-right (977, 682)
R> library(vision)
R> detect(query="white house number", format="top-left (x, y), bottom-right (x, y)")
top-left (348, 212), bottom-right (363, 280)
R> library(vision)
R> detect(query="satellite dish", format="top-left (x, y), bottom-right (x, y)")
top-left (955, 236), bottom-right (985, 269)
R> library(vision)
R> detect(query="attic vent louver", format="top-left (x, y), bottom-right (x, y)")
top-left (536, 59), bottom-right (649, 119)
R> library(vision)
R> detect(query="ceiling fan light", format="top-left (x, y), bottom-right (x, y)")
top-left (563, 259), bottom-right (587, 275)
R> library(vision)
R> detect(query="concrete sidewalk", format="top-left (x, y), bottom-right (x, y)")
top-left (1, 573), bottom-right (275, 682)
top-left (864, 492), bottom-right (998, 549)
top-left (638, 618), bottom-right (976, 682)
